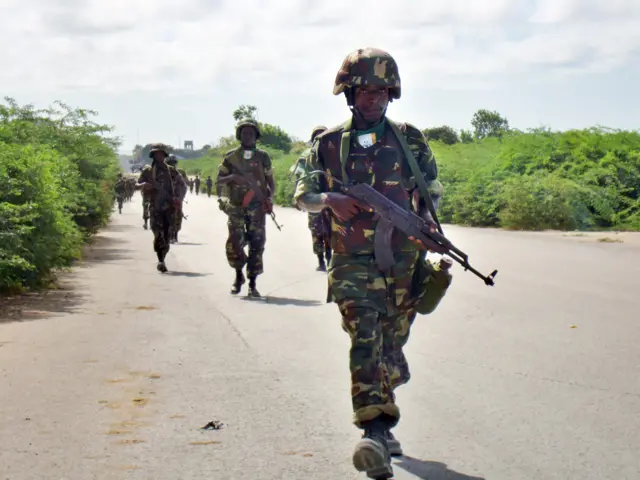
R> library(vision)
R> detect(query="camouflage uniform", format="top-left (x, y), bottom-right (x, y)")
top-left (166, 154), bottom-right (189, 243)
top-left (294, 48), bottom-right (444, 479)
top-left (194, 176), bottom-right (201, 195)
top-left (142, 190), bottom-right (151, 229)
top-left (205, 176), bottom-right (213, 197)
top-left (291, 126), bottom-right (333, 271)
top-left (114, 173), bottom-right (126, 213)
top-left (217, 119), bottom-right (274, 297)
top-left (137, 144), bottom-right (188, 272)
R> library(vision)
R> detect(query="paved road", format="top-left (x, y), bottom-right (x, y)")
top-left (1, 192), bottom-right (639, 480)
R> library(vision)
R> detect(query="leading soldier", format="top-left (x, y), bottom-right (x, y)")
top-left (216, 118), bottom-right (275, 298)
top-left (294, 48), bottom-right (445, 479)
top-left (136, 144), bottom-right (188, 272)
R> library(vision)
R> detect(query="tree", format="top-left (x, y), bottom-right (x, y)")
top-left (258, 122), bottom-right (292, 153)
top-left (233, 105), bottom-right (258, 122)
top-left (423, 126), bottom-right (459, 145)
top-left (460, 129), bottom-right (474, 143)
top-left (471, 109), bottom-right (509, 139)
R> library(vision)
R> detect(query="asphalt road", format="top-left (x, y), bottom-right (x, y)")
top-left (1, 192), bottom-right (639, 480)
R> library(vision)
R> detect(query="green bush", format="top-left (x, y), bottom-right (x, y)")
top-left (184, 123), bottom-right (640, 233)
top-left (0, 98), bottom-right (120, 292)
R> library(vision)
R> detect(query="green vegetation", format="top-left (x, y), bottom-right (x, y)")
top-left (0, 98), bottom-right (120, 292)
top-left (185, 104), bottom-right (640, 232)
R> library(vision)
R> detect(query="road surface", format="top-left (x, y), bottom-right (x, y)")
top-left (1, 192), bottom-right (639, 480)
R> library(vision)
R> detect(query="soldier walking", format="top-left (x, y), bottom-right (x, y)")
top-left (216, 118), bottom-right (275, 298)
top-left (136, 143), bottom-right (187, 272)
top-left (294, 48), bottom-right (445, 479)
top-left (166, 154), bottom-right (189, 243)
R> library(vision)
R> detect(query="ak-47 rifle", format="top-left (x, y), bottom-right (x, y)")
top-left (299, 170), bottom-right (497, 286)
top-left (217, 173), bottom-right (283, 231)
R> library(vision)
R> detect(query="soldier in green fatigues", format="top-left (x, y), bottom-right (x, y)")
top-left (136, 144), bottom-right (188, 272)
top-left (294, 48), bottom-right (445, 479)
top-left (114, 173), bottom-right (126, 214)
top-left (166, 154), bottom-right (189, 243)
top-left (216, 118), bottom-right (275, 298)
top-left (290, 126), bottom-right (333, 271)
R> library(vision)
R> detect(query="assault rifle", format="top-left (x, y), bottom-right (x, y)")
top-left (300, 170), bottom-right (497, 286)
top-left (217, 174), bottom-right (283, 231)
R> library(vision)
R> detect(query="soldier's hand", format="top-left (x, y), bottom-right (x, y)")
top-left (141, 182), bottom-right (154, 192)
top-left (323, 193), bottom-right (371, 221)
top-left (218, 199), bottom-right (227, 212)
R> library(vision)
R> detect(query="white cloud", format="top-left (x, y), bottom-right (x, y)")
top-left (2, 0), bottom-right (639, 95)
top-left (1, 0), bottom-right (639, 148)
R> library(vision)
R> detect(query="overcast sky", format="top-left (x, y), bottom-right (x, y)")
top-left (2, 0), bottom-right (639, 153)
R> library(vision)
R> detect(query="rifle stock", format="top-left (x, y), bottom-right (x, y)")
top-left (299, 170), bottom-right (497, 286)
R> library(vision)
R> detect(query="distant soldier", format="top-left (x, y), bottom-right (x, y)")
top-left (113, 173), bottom-right (126, 214)
top-left (292, 125), bottom-right (332, 271)
top-left (189, 178), bottom-right (194, 194)
top-left (136, 143), bottom-right (188, 272)
top-left (205, 176), bottom-right (213, 197)
top-left (194, 175), bottom-right (201, 195)
top-left (216, 118), bottom-right (275, 297)
top-left (166, 154), bottom-right (189, 243)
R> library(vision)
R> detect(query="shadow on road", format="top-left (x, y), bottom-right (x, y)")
top-left (260, 295), bottom-right (324, 307)
top-left (0, 224), bottom-right (130, 325)
top-left (166, 271), bottom-right (210, 277)
top-left (80, 233), bottom-right (132, 264)
top-left (0, 284), bottom-right (85, 325)
top-left (394, 456), bottom-right (485, 480)
top-left (175, 242), bottom-right (206, 246)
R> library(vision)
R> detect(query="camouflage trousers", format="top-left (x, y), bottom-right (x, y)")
top-left (116, 195), bottom-right (124, 210)
top-left (308, 211), bottom-right (330, 256)
top-left (150, 208), bottom-right (174, 260)
top-left (225, 203), bottom-right (266, 277)
top-left (142, 195), bottom-right (150, 221)
top-left (328, 251), bottom-right (419, 428)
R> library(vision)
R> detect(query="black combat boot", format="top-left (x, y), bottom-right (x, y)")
top-left (231, 269), bottom-right (244, 295)
top-left (325, 248), bottom-right (332, 266)
top-left (248, 276), bottom-right (261, 298)
top-left (316, 254), bottom-right (326, 272)
top-left (352, 417), bottom-right (393, 479)
top-left (156, 252), bottom-right (167, 273)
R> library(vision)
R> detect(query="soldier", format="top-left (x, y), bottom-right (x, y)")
top-left (216, 118), bottom-right (275, 298)
top-left (194, 175), bottom-right (201, 195)
top-left (189, 178), bottom-right (194, 194)
top-left (293, 48), bottom-right (444, 479)
top-left (291, 126), bottom-right (333, 271)
top-left (113, 173), bottom-right (126, 214)
top-left (166, 154), bottom-right (189, 243)
top-left (205, 176), bottom-right (213, 197)
top-left (136, 143), bottom-right (188, 272)
top-left (142, 184), bottom-right (151, 230)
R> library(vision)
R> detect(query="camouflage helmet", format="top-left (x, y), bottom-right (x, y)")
top-left (235, 118), bottom-right (261, 141)
top-left (166, 154), bottom-right (177, 165)
top-left (333, 48), bottom-right (401, 100)
top-left (310, 125), bottom-right (328, 142)
top-left (148, 143), bottom-right (170, 158)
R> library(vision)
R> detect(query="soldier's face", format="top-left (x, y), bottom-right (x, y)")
top-left (153, 151), bottom-right (166, 163)
top-left (354, 86), bottom-right (390, 123)
top-left (240, 127), bottom-right (257, 147)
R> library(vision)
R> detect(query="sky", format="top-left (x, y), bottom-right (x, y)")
top-left (1, 0), bottom-right (639, 154)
